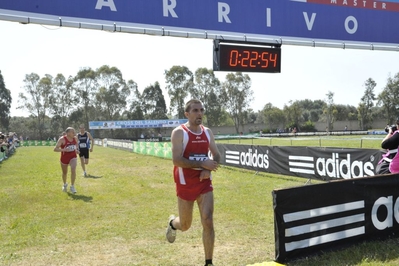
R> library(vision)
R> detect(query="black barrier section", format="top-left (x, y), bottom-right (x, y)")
top-left (217, 144), bottom-right (382, 181)
top-left (273, 174), bottom-right (399, 263)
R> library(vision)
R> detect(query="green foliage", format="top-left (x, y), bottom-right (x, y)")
top-left (221, 72), bottom-right (253, 133)
top-left (301, 120), bottom-right (316, 132)
top-left (164, 65), bottom-right (194, 118)
top-left (358, 78), bottom-right (377, 130)
top-left (0, 146), bottom-right (296, 265)
top-left (141, 81), bottom-right (168, 120)
top-left (8, 64), bottom-right (399, 141)
top-left (1, 142), bottom-right (398, 265)
top-left (216, 135), bottom-right (382, 149)
top-left (0, 70), bottom-right (12, 130)
top-left (377, 73), bottom-right (399, 124)
top-left (284, 100), bottom-right (303, 130)
top-left (261, 103), bottom-right (285, 130)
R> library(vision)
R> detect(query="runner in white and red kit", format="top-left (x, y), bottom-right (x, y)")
top-left (166, 99), bottom-right (221, 266)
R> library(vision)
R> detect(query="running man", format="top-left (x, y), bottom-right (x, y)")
top-left (77, 124), bottom-right (94, 177)
top-left (166, 99), bottom-right (221, 266)
top-left (54, 127), bottom-right (80, 193)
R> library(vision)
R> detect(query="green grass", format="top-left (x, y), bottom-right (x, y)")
top-left (217, 135), bottom-right (383, 149)
top-left (1, 143), bottom-right (398, 266)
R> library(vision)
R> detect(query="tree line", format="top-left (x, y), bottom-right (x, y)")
top-left (0, 67), bottom-right (398, 140)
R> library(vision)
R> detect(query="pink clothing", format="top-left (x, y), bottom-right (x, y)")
top-left (388, 131), bottom-right (399, 173)
top-left (389, 152), bottom-right (399, 173)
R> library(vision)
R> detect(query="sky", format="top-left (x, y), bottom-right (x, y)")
top-left (1, 19), bottom-right (399, 118)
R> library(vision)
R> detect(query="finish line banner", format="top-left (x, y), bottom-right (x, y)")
top-left (273, 174), bottom-right (399, 262)
top-left (217, 144), bottom-right (382, 181)
top-left (1, 1), bottom-right (399, 47)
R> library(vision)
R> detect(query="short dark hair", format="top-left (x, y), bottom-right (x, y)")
top-left (184, 99), bottom-right (202, 113)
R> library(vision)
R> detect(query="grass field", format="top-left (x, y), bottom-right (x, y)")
top-left (2, 141), bottom-right (399, 266)
top-left (217, 135), bottom-right (383, 149)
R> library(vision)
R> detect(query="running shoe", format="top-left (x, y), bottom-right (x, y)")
top-left (83, 171), bottom-right (87, 177)
top-left (62, 183), bottom-right (68, 192)
top-left (166, 215), bottom-right (176, 243)
top-left (70, 185), bottom-right (77, 194)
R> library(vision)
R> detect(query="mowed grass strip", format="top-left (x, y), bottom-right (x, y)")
top-left (218, 135), bottom-right (383, 149)
top-left (1, 144), bottom-right (399, 266)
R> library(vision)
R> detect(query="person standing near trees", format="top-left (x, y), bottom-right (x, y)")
top-left (166, 99), bottom-right (221, 266)
top-left (54, 127), bottom-right (79, 193)
top-left (77, 124), bottom-right (94, 177)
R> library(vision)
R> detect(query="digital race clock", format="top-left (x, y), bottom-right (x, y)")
top-left (213, 40), bottom-right (281, 73)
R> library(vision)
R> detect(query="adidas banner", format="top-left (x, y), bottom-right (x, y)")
top-left (217, 144), bottom-right (382, 181)
top-left (273, 174), bottom-right (399, 262)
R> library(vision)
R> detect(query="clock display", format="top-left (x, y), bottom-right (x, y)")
top-left (213, 41), bottom-right (281, 73)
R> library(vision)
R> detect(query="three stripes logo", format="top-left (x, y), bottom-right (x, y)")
top-left (225, 150), bottom-right (240, 165)
top-left (289, 155), bottom-right (315, 175)
top-left (283, 200), bottom-right (365, 252)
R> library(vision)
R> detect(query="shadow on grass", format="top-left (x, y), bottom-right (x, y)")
top-left (67, 193), bottom-right (93, 202)
top-left (84, 174), bottom-right (102, 179)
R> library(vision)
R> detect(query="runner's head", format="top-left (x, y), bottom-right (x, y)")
top-left (79, 124), bottom-right (85, 134)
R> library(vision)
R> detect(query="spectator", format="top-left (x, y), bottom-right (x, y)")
top-left (0, 133), bottom-right (8, 156)
top-left (378, 119), bottom-right (399, 174)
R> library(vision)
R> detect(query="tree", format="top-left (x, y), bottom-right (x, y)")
top-left (49, 74), bottom-right (77, 132)
top-left (0, 70), bottom-right (12, 130)
top-left (165, 65), bottom-right (194, 118)
top-left (192, 68), bottom-right (224, 126)
top-left (141, 82), bottom-right (168, 120)
top-left (284, 100), bottom-right (303, 130)
top-left (358, 78), bottom-right (376, 130)
top-left (323, 91), bottom-right (337, 131)
top-left (191, 68), bottom-right (220, 105)
top-left (95, 65), bottom-right (130, 121)
top-left (9, 116), bottom-right (34, 139)
top-left (126, 80), bottom-right (145, 138)
top-left (377, 73), bottom-right (399, 124)
top-left (262, 103), bottom-right (285, 132)
top-left (335, 104), bottom-right (357, 121)
top-left (221, 72), bottom-right (253, 134)
top-left (18, 73), bottom-right (53, 139)
top-left (296, 99), bottom-right (324, 122)
top-left (205, 89), bottom-right (228, 127)
top-left (74, 67), bottom-right (98, 127)
top-left (127, 79), bottom-right (143, 118)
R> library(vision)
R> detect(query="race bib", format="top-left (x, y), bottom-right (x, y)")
top-left (66, 145), bottom-right (76, 152)
top-left (188, 153), bottom-right (208, 161)
top-left (79, 143), bottom-right (87, 148)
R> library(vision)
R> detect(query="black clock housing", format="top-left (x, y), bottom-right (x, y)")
top-left (213, 40), bottom-right (281, 73)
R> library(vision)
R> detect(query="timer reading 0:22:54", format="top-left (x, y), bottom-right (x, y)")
top-left (217, 43), bottom-right (281, 73)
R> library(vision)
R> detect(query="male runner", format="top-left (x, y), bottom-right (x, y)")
top-left (54, 127), bottom-right (79, 193)
top-left (77, 124), bottom-right (94, 177)
top-left (166, 99), bottom-right (221, 266)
